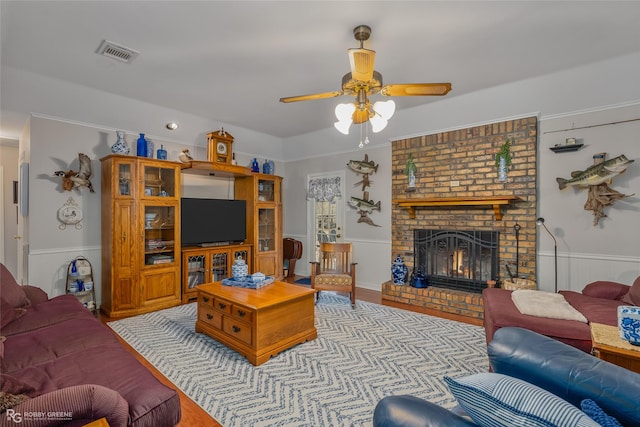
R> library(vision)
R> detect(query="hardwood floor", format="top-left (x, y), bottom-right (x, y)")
top-left (101, 278), bottom-right (381, 427)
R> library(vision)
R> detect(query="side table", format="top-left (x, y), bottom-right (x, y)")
top-left (590, 322), bottom-right (640, 374)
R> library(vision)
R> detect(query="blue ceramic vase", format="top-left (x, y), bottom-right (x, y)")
top-left (618, 306), bottom-right (640, 345)
top-left (391, 256), bottom-right (408, 285)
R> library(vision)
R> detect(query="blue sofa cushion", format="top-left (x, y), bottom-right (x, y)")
top-left (444, 373), bottom-right (599, 427)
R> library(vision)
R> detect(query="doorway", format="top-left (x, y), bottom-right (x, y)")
top-left (307, 172), bottom-right (345, 263)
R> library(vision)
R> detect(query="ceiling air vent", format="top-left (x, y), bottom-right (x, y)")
top-left (96, 40), bottom-right (139, 64)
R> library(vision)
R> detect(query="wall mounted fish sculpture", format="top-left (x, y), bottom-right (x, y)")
top-left (347, 154), bottom-right (378, 175)
top-left (556, 154), bottom-right (634, 190)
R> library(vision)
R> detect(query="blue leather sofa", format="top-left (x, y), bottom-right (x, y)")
top-left (373, 327), bottom-right (640, 427)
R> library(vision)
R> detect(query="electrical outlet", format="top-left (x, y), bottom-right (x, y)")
top-left (450, 180), bottom-right (460, 187)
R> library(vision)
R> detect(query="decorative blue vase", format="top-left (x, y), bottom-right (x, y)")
top-left (410, 266), bottom-right (429, 288)
top-left (136, 133), bottom-right (148, 157)
top-left (391, 255), bottom-right (408, 285)
top-left (111, 131), bottom-right (130, 154)
top-left (156, 145), bottom-right (167, 160)
top-left (251, 158), bottom-right (260, 172)
top-left (262, 160), bottom-right (271, 174)
top-left (618, 306), bottom-right (640, 345)
top-left (232, 257), bottom-right (248, 280)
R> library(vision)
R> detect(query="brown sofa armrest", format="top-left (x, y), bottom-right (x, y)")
top-left (581, 281), bottom-right (630, 300)
top-left (22, 285), bottom-right (49, 306)
top-left (8, 384), bottom-right (129, 427)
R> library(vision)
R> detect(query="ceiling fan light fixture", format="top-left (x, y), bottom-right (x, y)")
top-left (369, 113), bottom-right (388, 133)
top-left (334, 119), bottom-right (352, 135)
top-left (373, 100), bottom-right (396, 120)
top-left (335, 103), bottom-right (356, 121)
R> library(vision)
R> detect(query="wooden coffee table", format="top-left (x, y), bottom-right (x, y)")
top-left (195, 281), bottom-right (317, 365)
top-left (590, 322), bottom-right (640, 373)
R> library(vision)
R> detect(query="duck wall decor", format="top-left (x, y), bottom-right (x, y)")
top-left (54, 153), bottom-right (94, 193)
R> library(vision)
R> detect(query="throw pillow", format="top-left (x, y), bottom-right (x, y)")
top-left (622, 276), bottom-right (640, 306)
top-left (0, 264), bottom-right (30, 308)
top-left (444, 373), bottom-right (599, 427)
top-left (580, 399), bottom-right (622, 427)
top-left (582, 281), bottom-right (632, 300)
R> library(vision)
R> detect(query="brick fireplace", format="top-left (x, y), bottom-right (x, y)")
top-left (385, 117), bottom-right (538, 324)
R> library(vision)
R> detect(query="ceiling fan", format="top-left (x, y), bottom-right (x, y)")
top-left (280, 25), bottom-right (452, 135)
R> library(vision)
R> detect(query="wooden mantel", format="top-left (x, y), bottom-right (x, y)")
top-left (393, 196), bottom-right (521, 220)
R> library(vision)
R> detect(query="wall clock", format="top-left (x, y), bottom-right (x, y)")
top-left (58, 197), bottom-right (83, 230)
top-left (207, 128), bottom-right (234, 164)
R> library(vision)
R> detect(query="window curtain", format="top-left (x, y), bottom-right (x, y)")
top-left (306, 177), bottom-right (342, 202)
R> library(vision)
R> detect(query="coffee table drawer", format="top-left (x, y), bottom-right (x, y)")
top-left (199, 294), bottom-right (214, 307)
top-left (198, 305), bottom-right (222, 329)
top-left (213, 298), bottom-right (232, 315)
top-left (223, 318), bottom-right (252, 345)
top-left (233, 306), bottom-right (253, 323)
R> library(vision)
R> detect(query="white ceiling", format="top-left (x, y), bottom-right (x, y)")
top-left (2, 1), bottom-right (640, 141)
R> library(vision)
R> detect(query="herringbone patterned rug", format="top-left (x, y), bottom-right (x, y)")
top-left (108, 293), bottom-right (488, 427)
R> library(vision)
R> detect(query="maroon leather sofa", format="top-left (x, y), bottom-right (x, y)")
top-left (1, 264), bottom-right (181, 426)
top-left (483, 277), bottom-right (639, 353)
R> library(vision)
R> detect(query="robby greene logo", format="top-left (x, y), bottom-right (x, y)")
top-left (5, 409), bottom-right (73, 423)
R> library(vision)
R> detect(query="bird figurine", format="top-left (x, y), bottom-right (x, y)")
top-left (54, 153), bottom-right (94, 193)
top-left (178, 149), bottom-right (193, 163)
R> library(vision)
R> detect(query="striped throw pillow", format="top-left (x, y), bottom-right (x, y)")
top-left (445, 373), bottom-right (599, 427)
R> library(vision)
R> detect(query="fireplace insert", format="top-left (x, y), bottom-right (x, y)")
top-left (414, 229), bottom-right (499, 293)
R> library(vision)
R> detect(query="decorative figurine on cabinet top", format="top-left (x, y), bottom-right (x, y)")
top-left (111, 130), bottom-right (130, 154)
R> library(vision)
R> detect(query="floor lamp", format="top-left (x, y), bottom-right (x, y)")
top-left (536, 217), bottom-right (557, 293)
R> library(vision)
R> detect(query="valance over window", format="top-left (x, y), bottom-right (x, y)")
top-left (307, 177), bottom-right (342, 202)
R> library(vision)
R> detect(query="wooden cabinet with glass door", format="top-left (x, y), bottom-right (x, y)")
top-left (101, 155), bottom-right (182, 318)
top-left (181, 244), bottom-right (252, 303)
top-left (235, 174), bottom-right (283, 279)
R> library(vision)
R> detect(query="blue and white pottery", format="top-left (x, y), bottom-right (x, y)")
top-left (111, 131), bottom-right (130, 154)
top-left (618, 305), bottom-right (640, 345)
top-left (231, 257), bottom-right (248, 280)
top-left (391, 255), bottom-right (408, 285)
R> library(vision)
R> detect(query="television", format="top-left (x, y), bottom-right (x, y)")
top-left (180, 198), bottom-right (246, 246)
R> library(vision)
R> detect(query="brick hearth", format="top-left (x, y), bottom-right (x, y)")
top-left (382, 281), bottom-right (484, 326)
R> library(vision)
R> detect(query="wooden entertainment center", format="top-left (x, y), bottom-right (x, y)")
top-left (100, 152), bottom-right (283, 316)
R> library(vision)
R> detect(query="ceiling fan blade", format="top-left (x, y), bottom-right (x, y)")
top-left (381, 83), bottom-right (452, 97)
top-left (279, 91), bottom-right (344, 103)
top-left (348, 48), bottom-right (376, 82)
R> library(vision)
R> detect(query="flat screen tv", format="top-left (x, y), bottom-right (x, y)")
top-left (180, 198), bottom-right (246, 246)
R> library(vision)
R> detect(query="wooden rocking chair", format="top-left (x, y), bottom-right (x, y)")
top-left (310, 242), bottom-right (357, 308)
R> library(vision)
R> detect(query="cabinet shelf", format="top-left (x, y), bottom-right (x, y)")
top-left (180, 161), bottom-right (252, 178)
